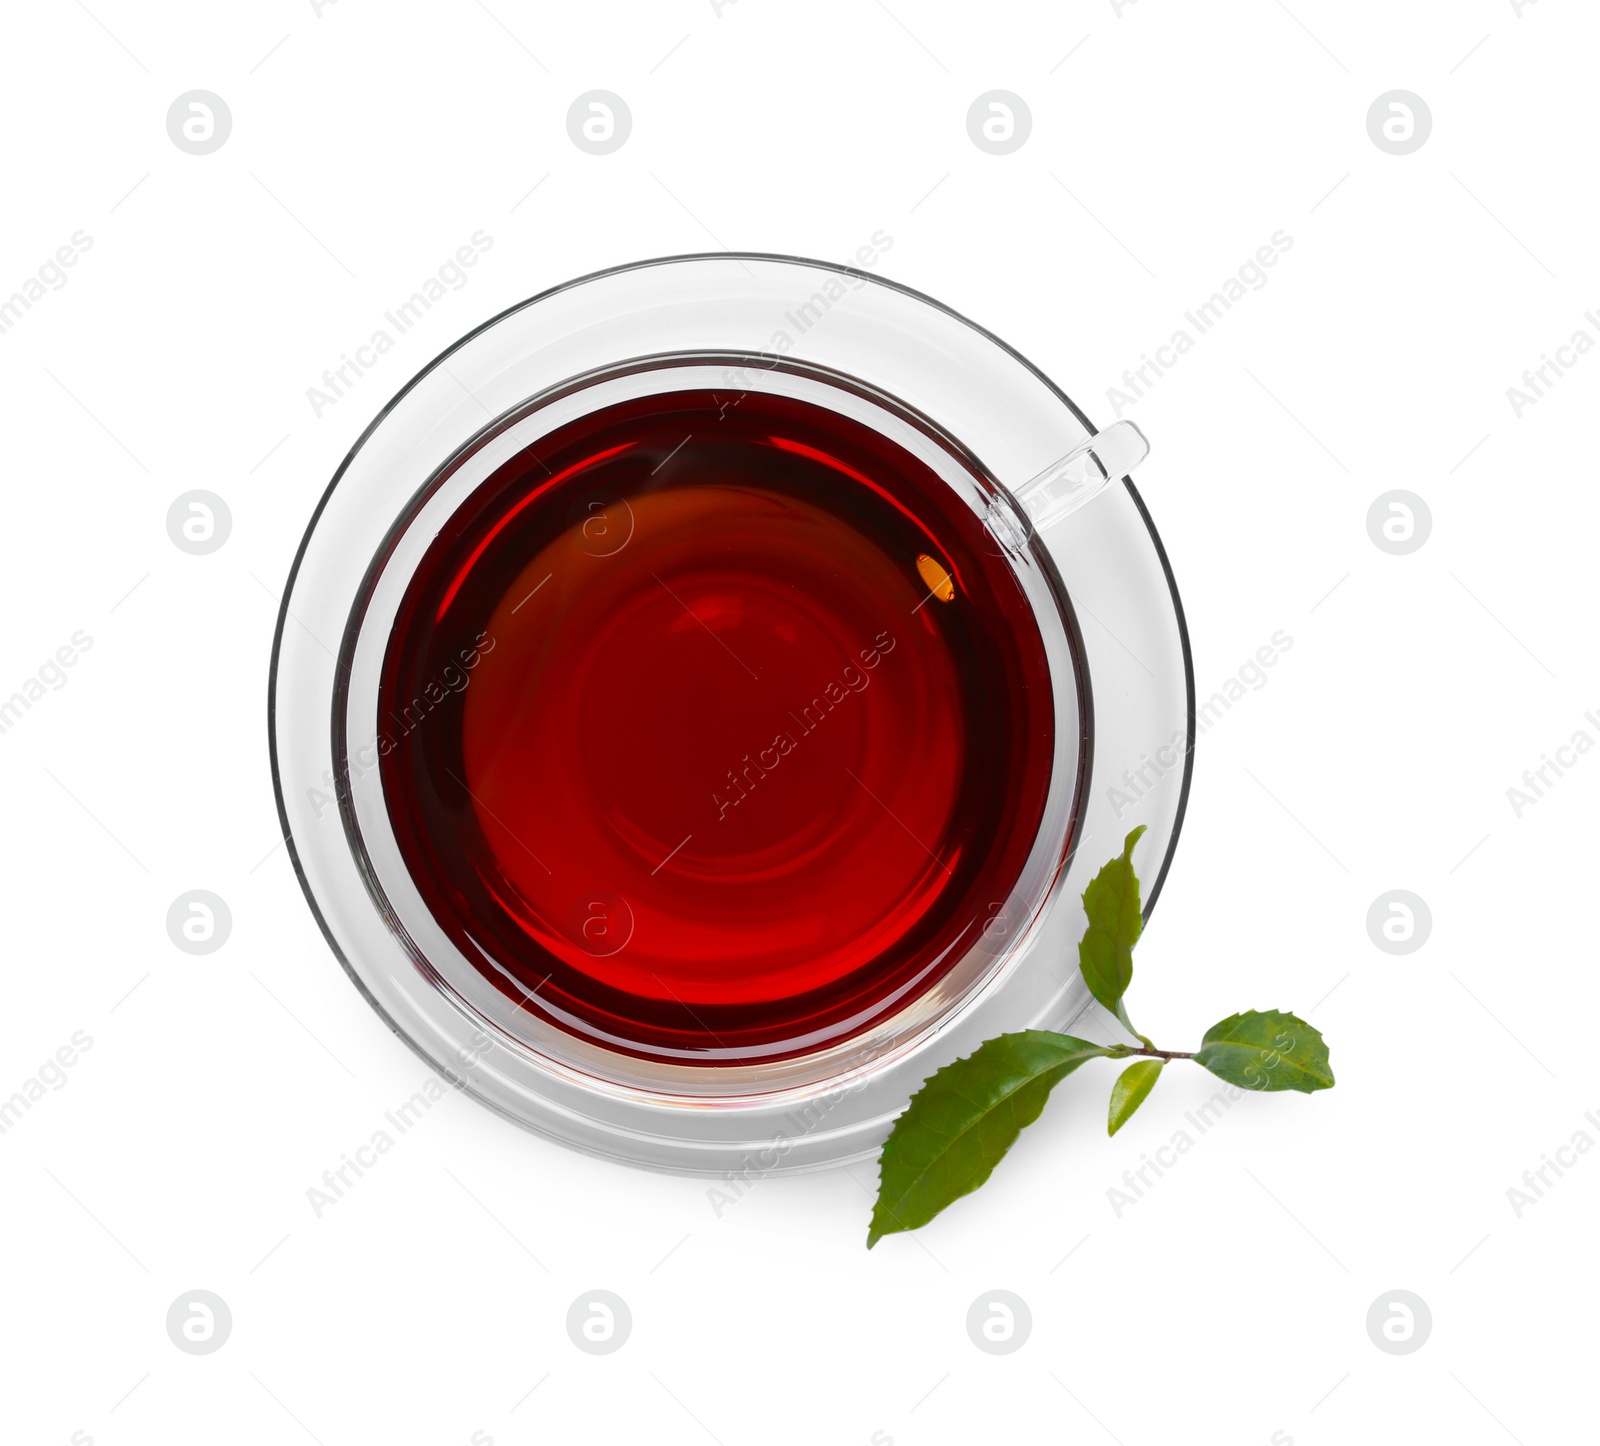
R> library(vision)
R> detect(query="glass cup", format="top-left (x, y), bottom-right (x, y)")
top-left (269, 253), bottom-right (1193, 1174)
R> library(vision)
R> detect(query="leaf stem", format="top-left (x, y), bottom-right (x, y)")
top-left (1108, 1044), bottom-right (1196, 1062)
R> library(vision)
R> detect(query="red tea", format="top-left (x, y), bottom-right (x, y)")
top-left (377, 385), bottom-right (1059, 1065)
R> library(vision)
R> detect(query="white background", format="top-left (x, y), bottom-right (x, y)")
top-left (1, 1), bottom-right (1594, 1442)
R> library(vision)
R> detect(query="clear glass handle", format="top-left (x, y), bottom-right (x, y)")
top-left (987, 420), bottom-right (1150, 549)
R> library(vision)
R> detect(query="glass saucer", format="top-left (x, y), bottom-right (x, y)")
top-left (268, 253), bottom-right (1193, 1174)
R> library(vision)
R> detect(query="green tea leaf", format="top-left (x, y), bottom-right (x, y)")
top-left (868, 1032), bottom-right (1113, 1247)
top-left (1078, 826), bottom-right (1147, 1017)
top-left (1194, 1010), bottom-right (1334, 1094)
top-left (1107, 1058), bottom-right (1164, 1136)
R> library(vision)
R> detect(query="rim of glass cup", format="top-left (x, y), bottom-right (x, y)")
top-left (332, 352), bottom-right (1090, 1097)
top-left (268, 251), bottom-right (1196, 1174)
